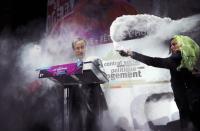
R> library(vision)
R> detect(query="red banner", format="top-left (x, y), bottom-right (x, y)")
top-left (47, 0), bottom-right (137, 44)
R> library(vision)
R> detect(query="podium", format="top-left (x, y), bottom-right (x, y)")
top-left (38, 60), bottom-right (108, 85)
top-left (37, 60), bottom-right (108, 131)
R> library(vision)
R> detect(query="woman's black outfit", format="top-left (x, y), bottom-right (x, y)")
top-left (129, 51), bottom-right (200, 130)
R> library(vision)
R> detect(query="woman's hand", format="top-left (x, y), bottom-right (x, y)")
top-left (117, 50), bottom-right (133, 57)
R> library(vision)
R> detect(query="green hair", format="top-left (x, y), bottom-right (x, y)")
top-left (172, 35), bottom-right (200, 71)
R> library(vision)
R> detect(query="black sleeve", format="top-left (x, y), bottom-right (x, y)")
top-left (130, 51), bottom-right (182, 69)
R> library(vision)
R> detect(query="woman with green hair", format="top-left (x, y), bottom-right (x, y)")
top-left (118, 35), bottom-right (200, 130)
top-left (171, 35), bottom-right (200, 71)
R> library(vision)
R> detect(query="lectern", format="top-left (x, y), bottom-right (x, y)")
top-left (37, 60), bottom-right (108, 131)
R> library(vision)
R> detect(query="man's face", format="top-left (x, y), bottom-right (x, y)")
top-left (170, 40), bottom-right (181, 54)
top-left (73, 40), bottom-right (86, 59)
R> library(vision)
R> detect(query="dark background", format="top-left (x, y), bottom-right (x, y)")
top-left (0, 0), bottom-right (200, 42)
top-left (1, 0), bottom-right (200, 30)
top-left (0, 0), bottom-right (47, 41)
